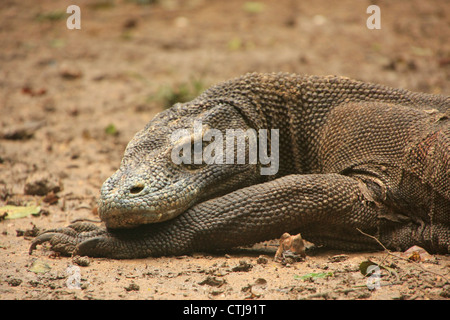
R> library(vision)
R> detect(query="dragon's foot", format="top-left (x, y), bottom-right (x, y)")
top-left (29, 221), bottom-right (112, 257)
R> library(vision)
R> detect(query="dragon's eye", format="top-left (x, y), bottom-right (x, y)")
top-left (183, 140), bottom-right (208, 170)
top-left (170, 139), bottom-right (209, 170)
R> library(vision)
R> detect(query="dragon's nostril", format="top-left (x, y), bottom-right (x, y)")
top-left (129, 185), bottom-right (144, 194)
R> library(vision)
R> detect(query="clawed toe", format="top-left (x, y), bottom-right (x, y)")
top-left (29, 233), bottom-right (60, 254)
top-left (28, 222), bottom-right (106, 256)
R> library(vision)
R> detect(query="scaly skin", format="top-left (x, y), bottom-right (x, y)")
top-left (30, 73), bottom-right (449, 258)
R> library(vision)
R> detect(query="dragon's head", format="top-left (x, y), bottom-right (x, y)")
top-left (98, 96), bottom-right (269, 228)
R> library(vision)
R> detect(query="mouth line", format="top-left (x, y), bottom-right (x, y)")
top-left (98, 192), bottom-right (200, 228)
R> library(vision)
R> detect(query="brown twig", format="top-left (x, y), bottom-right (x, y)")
top-left (356, 228), bottom-right (449, 283)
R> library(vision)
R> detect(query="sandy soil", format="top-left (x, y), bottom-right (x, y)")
top-left (0, 0), bottom-right (449, 301)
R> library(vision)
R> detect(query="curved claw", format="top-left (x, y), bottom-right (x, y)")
top-left (74, 237), bottom-right (106, 257)
top-left (29, 233), bottom-right (59, 254)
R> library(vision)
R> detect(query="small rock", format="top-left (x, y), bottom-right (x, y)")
top-left (43, 190), bottom-right (59, 205)
top-left (0, 184), bottom-right (10, 201)
top-left (198, 276), bottom-right (226, 287)
top-left (21, 86), bottom-right (47, 97)
top-left (1, 121), bottom-right (45, 140)
top-left (440, 285), bottom-right (450, 298)
top-left (257, 255), bottom-right (269, 264)
top-left (253, 278), bottom-right (267, 287)
top-left (242, 278), bottom-right (267, 299)
top-left (124, 282), bottom-right (140, 292)
top-left (123, 18), bottom-right (138, 29)
top-left (72, 255), bottom-right (90, 267)
top-left (280, 253), bottom-right (304, 265)
top-left (16, 223), bottom-right (40, 238)
top-left (231, 260), bottom-right (253, 272)
top-left (328, 254), bottom-right (349, 263)
top-left (59, 64), bottom-right (82, 80)
top-left (7, 278), bottom-right (22, 287)
top-left (210, 289), bottom-right (225, 296)
top-left (24, 172), bottom-right (62, 196)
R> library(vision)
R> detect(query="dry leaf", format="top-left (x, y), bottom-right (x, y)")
top-left (0, 204), bottom-right (41, 220)
top-left (275, 232), bottom-right (306, 263)
top-left (402, 245), bottom-right (433, 262)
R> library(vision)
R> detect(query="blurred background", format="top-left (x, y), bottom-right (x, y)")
top-left (0, 0), bottom-right (448, 202)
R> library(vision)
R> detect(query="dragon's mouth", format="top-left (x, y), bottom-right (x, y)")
top-left (98, 196), bottom-right (197, 229)
top-left (98, 175), bottom-right (201, 228)
top-left (99, 206), bottom-right (184, 229)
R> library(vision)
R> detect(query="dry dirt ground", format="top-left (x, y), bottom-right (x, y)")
top-left (0, 0), bottom-right (449, 301)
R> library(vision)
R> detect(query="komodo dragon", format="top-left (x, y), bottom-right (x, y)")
top-left (30, 73), bottom-right (449, 258)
